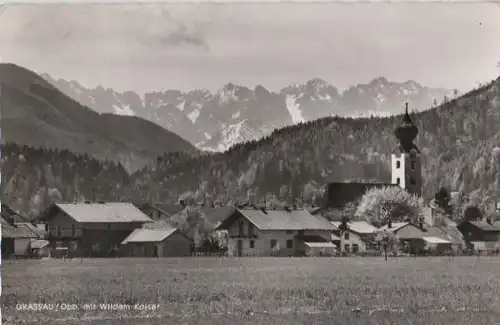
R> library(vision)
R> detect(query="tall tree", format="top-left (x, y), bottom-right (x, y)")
top-left (375, 229), bottom-right (399, 262)
top-left (434, 187), bottom-right (453, 216)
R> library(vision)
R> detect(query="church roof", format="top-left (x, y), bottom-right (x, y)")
top-left (394, 102), bottom-right (419, 153)
top-left (323, 182), bottom-right (396, 209)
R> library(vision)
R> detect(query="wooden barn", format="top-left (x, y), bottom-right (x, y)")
top-left (38, 202), bottom-right (153, 257)
top-left (121, 227), bottom-right (193, 257)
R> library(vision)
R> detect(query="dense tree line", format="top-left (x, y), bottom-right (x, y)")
top-left (0, 143), bottom-right (129, 217)
top-left (2, 76), bottom-right (500, 218)
top-left (131, 76), bottom-right (500, 208)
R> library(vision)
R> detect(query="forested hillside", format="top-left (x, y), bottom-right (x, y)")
top-left (2, 76), bottom-right (500, 217)
top-left (129, 76), bottom-right (500, 208)
top-left (0, 63), bottom-right (197, 173)
top-left (0, 143), bottom-right (127, 218)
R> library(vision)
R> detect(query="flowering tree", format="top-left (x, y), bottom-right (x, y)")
top-left (356, 186), bottom-right (425, 228)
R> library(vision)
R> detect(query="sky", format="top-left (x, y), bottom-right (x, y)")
top-left (0, 2), bottom-right (499, 94)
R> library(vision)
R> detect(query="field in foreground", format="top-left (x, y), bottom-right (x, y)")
top-left (2, 257), bottom-right (500, 325)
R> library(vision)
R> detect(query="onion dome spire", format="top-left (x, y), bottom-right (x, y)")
top-left (394, 102), bottom-right (419, 153)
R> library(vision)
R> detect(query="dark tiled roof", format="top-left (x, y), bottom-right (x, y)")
top-left (150, 203), bottom-right (186, 217)
top-left (1, 217), bottom-right (39, 238)
top-left (1, 204), bottom-right (30, 223)
top-left (467, 220), bottom-right (500, 232)
top-left (199, 206), bottom-right (236, 225)
top-left (423, 225), bottom-right (465, 246)
top-left (323, 182), bottom-right (395, 209)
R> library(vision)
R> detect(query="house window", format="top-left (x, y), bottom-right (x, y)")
top-left (411, 160), bottom-right (416, 170)
top-left (396, 177), bottom-right (401, 185)
top-left (286, 239), bottom-right (293, 249)
top-left (410, 178), bottom-right (416, 185)
top-left (107, 224), bottom-right (112, 231)
top-left (353, 244), bottom-right (359, 253)
top-left (396, 160), bottom-right (401, 169)
top-left (238, 220), bottom-right (244, 236)
top-left (270, 239), bottom-right (277, 249)
top-left (344, 244), bottom-right (350, 252)
top-left (286, 230), bottom-right (293, 234)
top-left (57, 225), bottom-right (62, 237)
top-left (249, 240), bottom-right (255, 248)
top-left (71, 224), bottom-right (76, 237)
top-left (248, 223), bottom-right (254, 237)
top-left (344, 232), bottom-right (350, 240)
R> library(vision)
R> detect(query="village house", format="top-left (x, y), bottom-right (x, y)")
top-left (121, 227), bottom-right (193, 257)
top-left (379, 222), bottom-right (426, 254)
top-left (331, 220), bottom-right (379, 254)
top-left (1, 203), bottom-right (30, 223)
top-left (1, 216), bottom-right (39, 258)
top-left (422, 205), bottom-right (467, 253)
top-left (38, 202), bottom-right (153, 257)
top-left (215, 208), bottom-right (335, 257)
top-left (457, 219), bottom-right (500, 253)
top-left (378, 221), bottom-right (456, 255)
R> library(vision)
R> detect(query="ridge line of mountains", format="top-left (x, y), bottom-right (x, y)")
top-left (40, 73), bottom-right (455, 152)
top-left (2, 62), bottom-right (500, 220)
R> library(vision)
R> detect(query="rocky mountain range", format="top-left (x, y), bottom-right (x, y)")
top-left (42, 74), bottom-right (454, 152)
top-left (0, 63), bottom-right (197, 172)
top-left (2, 63), bottom-right (499, 218)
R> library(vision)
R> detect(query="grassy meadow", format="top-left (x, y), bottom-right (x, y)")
top-left (2, 256), bottom-right (500, 325)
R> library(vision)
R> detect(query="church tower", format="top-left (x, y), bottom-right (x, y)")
top-left (391, 102), bottom-right (422, 196)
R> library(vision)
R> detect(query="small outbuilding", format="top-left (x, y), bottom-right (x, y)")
top-left (121, 227), bottom-right (193, 257)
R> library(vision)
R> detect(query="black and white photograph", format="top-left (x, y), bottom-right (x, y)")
top-left (1, 1), bottom-right (500, 324)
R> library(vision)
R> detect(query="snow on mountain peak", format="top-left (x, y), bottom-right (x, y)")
top-left (285, 94), bottom-right (306, 124)
top-left (217, 83), bottom-right (239, 104)
top-left (307, 77), bottom-right (330, 89)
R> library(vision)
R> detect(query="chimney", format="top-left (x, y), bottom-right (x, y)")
top-left (419, 221), bottom-right (423, 229)
top-left (486, 217), bottom-right (492, 225)
top-left (388, 221), bottom-right (392, 229)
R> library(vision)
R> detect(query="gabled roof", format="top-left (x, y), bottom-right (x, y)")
top-left (1, 217), bottom-right (38, 238)
top-left (31, 239), bottom-right (49, 249)
top-left (331, 221), bottom-right (378, 235)
top-left (1, 204), bottom-right (29, 223)
top-left (199, 206), bottom-right (236, 226)
top-left (217, 209), bottom-right (334, 231)
top-left (423, 236), bottom-right (451, 244)
top-left (47, 202), bottom-right (153, 223)
top-left (422, 225), bottom-right (464, 246)
top-left (378, 222), bottom-right (411, 232)
top-left (466, 220), bottom-right (500, 232)
top-left (121, 228), bottom-right (179, 244)
top-left (15, 222), bottom-right (44, 237)
top-left (323, 182), bottom-right (395, 209)
top-left (140, 203), bottom-right (186, 217)
top-left (320, 208), bottom-right (343, 221)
